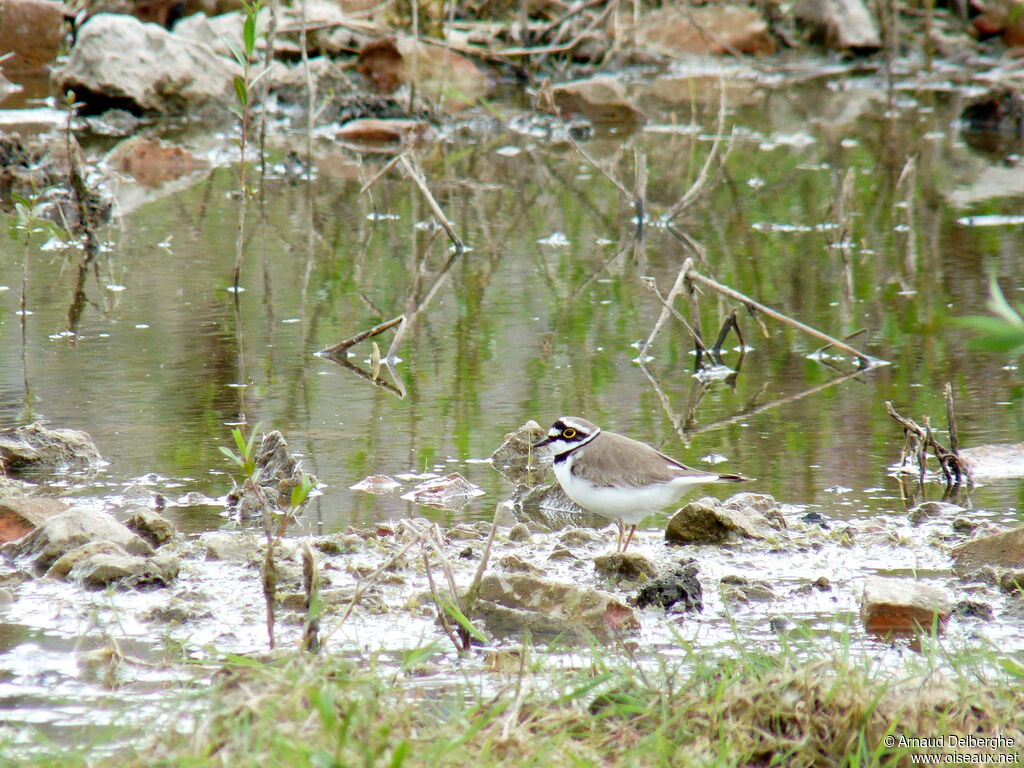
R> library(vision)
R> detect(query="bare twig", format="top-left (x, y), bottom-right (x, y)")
top-left (638, 275), bottom-right (707, 353)
top-left (683, 259), bottom-right (881, 367)
top-left (300, 538), bottom-right (321, 653)
top-left (398, 154), bottom-right (464, 251)
top-left (319, 314), bottom-right (406, 357)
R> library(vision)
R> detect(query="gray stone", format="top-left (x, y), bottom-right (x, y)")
top-left (52, 14), bottom-right (238, 115)
top-left (664, 497), bottom-right (774, 545)
top-left (497, 554), bottom-right (543, 575)
top-left (490, 420), bottom-right (548, 486)
top-left (720, 575), bottom-right (776, 603)
top-left (908, 500), bottom-right (965, 525)
top-left (0, 423), bottom-right (102, 473)
top-left (126, 509), bottom-right (176, 549)
top-left (473, 572), bottom-right (638, 642)
top-left (2, 508), bottom-right (153, 574)
top-left (795, 0), bottom-right (881, 52)
top-left (45, 541), bottom-right (127, 579)
top-left (594, 552), bottom-right (656, 580)
top-left (860, 576), bottom-right (952, 635)
top-left (0, 495), bottom-right (68, 543)
top-left (70, 550), bottom-right (179, 590)
top-left (507, 523), bottom-right (531, 542)
top-left (953, 525), bottom-right (1024, 575)
top-left (197, 530), bottom-right (258, 564)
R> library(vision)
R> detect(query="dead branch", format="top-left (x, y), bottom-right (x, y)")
top-left (319, 314), bottom-right (406, 357)
top-left (398, 154), bottom-right (464, 251)
top-left (884, 398), bottom-right (972, 487)
top-left (680, 258), bottom-right (881, 367)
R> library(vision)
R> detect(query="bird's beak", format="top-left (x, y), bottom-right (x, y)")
top-left (532, 435), bottom-right (553, 449)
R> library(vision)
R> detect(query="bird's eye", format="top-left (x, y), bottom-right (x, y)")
top-left (562, 428), bottom-right (577, 439)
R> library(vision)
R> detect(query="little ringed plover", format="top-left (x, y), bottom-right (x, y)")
top-left (534, 416), bottom-right (750, 552)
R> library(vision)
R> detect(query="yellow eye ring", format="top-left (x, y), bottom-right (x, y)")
top-left (563, 428), bottom-right (577, 439)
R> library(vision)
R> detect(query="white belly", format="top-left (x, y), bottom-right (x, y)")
top-left (553, 458), bottom-right (703, 524)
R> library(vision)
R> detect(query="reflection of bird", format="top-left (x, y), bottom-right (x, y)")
top-left (534, 417), bottom-right (750, 552)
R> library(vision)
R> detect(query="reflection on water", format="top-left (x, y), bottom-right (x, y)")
top-left (1, 73), bottom-right (1022, 528)
top-left (0, 66), bottom-right (1023, 750)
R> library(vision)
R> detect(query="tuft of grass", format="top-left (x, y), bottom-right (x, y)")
top-left (21, 630), bottom-right (1018, 768)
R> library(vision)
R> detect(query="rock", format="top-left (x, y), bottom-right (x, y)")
top-left (473, 572), bottom-right (638, 641)
top-left (952, 516), bottom-right (980, 534)
top-left (176, 2), bottom-right (359, 59)
top-left (559, 528), bottom-right (606, 546)
top-left (953, 600), bottom-right (995, 621)
top-left (400, 473), bottom-right (484, 510)
top-left (545, 77), bottom-right (644, 125)
top-left (45, 541), bottom-right (127, 579)
top-left (908, 500), bottom-right (965, 525)
top-left (0, 495), bottom-right (69, 543)
top-left (997, 570), bottom-right (1024, 595)
top-left (0, 0), bottom-right (64, 76)
top-left (720, 575), bottom-right (776, 603)
top-left (800, 510), bottom-right (829, 528)
top-left (497, 554), bottom-right (543, 575)
top-left (794, 0), bottom-right (881, 52)
top-left (972, 0), bottom-right (1024, 47)
top-left (490, 420), bottom-right (547, 486)
top-left (0, 423), bottom-right (102, 473)
top-left (226, 430), bottom-right (315, 517)
top-left (952, 525), bottom-right (1024, 575)
top-left (635, 3), bottom-right (776, 57)
top-left (197, 530), bottom-right (257, 564)
top-left (349, 474), bottom-right (401, 494)
top-left (52, 14), bottom-right (238, 114)
top-left (860, 576), bottom-right (952, 635)
top-left (446, 525), bottom-right (484, 542)
top-left (507, 523), bottom-right (531, 542)
top-left (547, 547), bottom-right (577, 562)
top-left (314, 533), bottom-right (361, 555)
top-left (336, 118), bottom-right (432, 148)
top-left (633, 561), bottom-right (702, 611)
top-left (2, 508), bottom-right (153, 574)
top-left (125, 509), bottom-right (176, 549)
top-left (69, 549), bottom-right (179, 590)
top-left (106, 137), bottom-right (206, 187)
top-left (594, 552), bottom-right (656, 580)
top-left (356, 36), bottom-right (493, 109)
top-left (664, 496), bottom-right (774, 545)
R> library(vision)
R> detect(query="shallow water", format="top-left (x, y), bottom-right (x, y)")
top-left (2, 58), bottom-right (1024, 751)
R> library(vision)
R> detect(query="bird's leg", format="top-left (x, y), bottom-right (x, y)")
top-left (622, 524), bottom-right (636, 552)
top-left (615, 520), bottom-right (624, 552)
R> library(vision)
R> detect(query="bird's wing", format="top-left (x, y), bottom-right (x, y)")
top-left (572, 431), bottom-right (720, 488)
